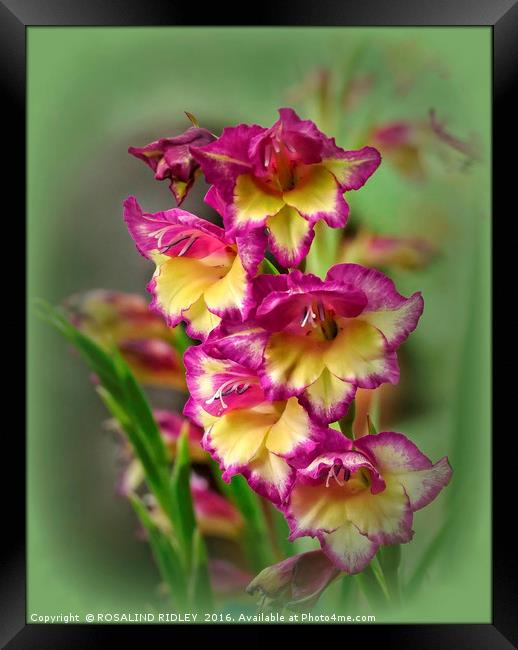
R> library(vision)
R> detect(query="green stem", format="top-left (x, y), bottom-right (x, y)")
top-left (338, 401), bottom-right (356, 439)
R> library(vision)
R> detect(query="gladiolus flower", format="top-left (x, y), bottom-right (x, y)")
top-left (183, 344), bottom-right (324, 504)
top-left (282, 430), bottom-right (452, 573)
top-left (191, 108), bottom-right (380, 269)
top-left (205, 265), bottom-right (423, 425)
top-left (64, 289), bottom-right (185, 390)
top-left (123, 196), bottom-right (255, 340)
top-left (246, 550), bottom-right (339, 610)
top-left (128, 126), bottom-right (215, 205)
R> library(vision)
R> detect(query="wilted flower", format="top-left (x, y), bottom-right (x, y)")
top-left (191, 107), bottom-right (380, 268)
top-left (183, 344), bottom-right (323, 504)
top-left (128, 125), bottom-right (215, 204)
top-left (370, 112), bottom-right (479, 181)
top-left (123, 196), bottom-right (256, 340)
top-left (64, 289), bottom-right (185, 389)
top-left (341, 229), bottom-right (436, 271)
top-left (283, 430), bottom-right (452, 573)
top-left (246, 550), bottom-right (339, 610)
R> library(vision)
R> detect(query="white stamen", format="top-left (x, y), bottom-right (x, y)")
top-left (178, 236), bottom-right (198, 256)
top-left (300, 306), bottom-right (316, 328)
top-left (326, 465), bottom-right (346, 488)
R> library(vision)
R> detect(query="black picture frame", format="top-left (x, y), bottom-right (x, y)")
top-left (4, 0), bottom-right (511, 645)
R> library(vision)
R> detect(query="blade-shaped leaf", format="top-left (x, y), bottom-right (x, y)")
top-left (189, 528), bottom-right (213, 612)
top-left (129, 494), bottom-right (187, 608)
top-left (170, 424), bottom-right (196, 569)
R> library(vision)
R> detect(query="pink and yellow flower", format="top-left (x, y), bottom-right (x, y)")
top-left (183, 344), bottom-right (323, 504)
top-left (205, 265), bottom-right (423, 425)
top-left (283, 430), bottom-right (452, 573)
top-left (191, 108), bottom-right (380, 269)
top-left (128, 126), bottom-right (215, 204)
top-left (123, 196), bottom-right (256, 340)
top-left (64, 289), bottom-right (186, 390)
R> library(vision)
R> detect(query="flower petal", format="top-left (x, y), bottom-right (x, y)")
top-left (266, 205), bottom-right (315, 268)
top-left (265, 397), bottom-right (315, 457)
top-left (203, 254), bottom-right (254, 319)
top-left (246, 444), bottom-right (295, 504)
top-left (232, 174), bottom-right (284, 229)
top-left (261, 332), bottom-right (326, 399)
top-left (204, 320), bottom-right (269, 371)
top-left (184, 345), bottom-right (263, 417)
top-left (322, 146), bottom-right (381, 191)
top-left (321, 521), bottom-right (379, 574)
top-left (344, 477), bottom-right (413, 545)
top-left (148, 257), bottom-right (223, 328)
top-left (283, 164), bottom-right (346, 225)
top-left (123, 195), bottom-right (227, 260)
top-left (191, 123), bottom-right (265, 200)
top-left (355, 432), bottom-right (452, 511)
top-left (204, 407), bottom-right (277, 477)
top-left (324, 319), bottom-right (400, 388)
top-left (182, 296), bottom-right (221, 340)
top-left (299, 369), bottom-right (357, 424)
top-left (326, 264), bottom-right (424, 347)
top-left (287, 482), bottom-right (349, 538)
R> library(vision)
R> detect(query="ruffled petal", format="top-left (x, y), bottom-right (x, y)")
top-left (148, 257), bottom-right (223, 327)
top-left (266, 205), bottom-right (315, 268)
top-left (261, 332), bottom-right (326, 399)
top-left (321, 521), bottom-right (379, 574)
top-left (182, 296), bottom-right (221, 340)
top-left (299, 369), bottom-right (357, 424)
top-left (184, 345), bottom-right (264, 417)
top-left (322, 145), bottom-right (381, 191)
top-left (203, 254), bottom-right (254, 319)
top-left (324, 320), bottom-right (400, 388)
top-left (326, 264), bottom-right (424, 347)
top-left (190, 123), bottom-right (265, 200)
top-left (355, 432), bottom-right (452, 511)
top-left (232, 174), bottom-right (284, 231)
top-left (265, 397), bottom-right (315, 457)
top-left (123, 195), bottom-right (227, 260)
top-left (204, 407), bottom-right (277, 477)
top-left (284, 164), bottom-right (347, 226)
top-left (344, 477), bottom-right (413, 545)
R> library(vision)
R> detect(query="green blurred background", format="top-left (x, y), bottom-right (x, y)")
top-left (28, 27), bottom-right (491, 623)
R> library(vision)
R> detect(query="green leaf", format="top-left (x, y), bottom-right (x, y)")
top-left (368, 555), bottom-right (391, 602)
top-left (170, 424), bottom-right (196, 569)
top-left (366, 413), bottom-right (378, 435)
top-left (261, 257), bottom-right (280, 275)
top-left (40, 302), bottom-right (177, 537)
top-left (227, 474), bottom-right (275, 572)
top-left (129, 494), bottom-right (187, 608)
top-left (378, 544), bottom-right (401, 603)
top-left (189, 528), bottom-right (213, 612)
